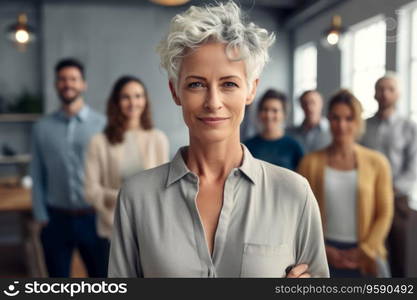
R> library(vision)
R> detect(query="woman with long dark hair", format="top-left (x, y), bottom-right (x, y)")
top-left (85, 75), bottom-right (169, 240)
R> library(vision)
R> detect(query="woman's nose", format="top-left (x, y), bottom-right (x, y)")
top-left (204, 87), bottom-right (222, 111)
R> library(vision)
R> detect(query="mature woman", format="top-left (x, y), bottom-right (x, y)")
top-left (85, 75), bottom-right (169, 240)
top-left (298, 89), bottom-right (393, 277)
top-left (108, 1), bottom-right (328, 278)
top-left (244, 89), bottom-right (304, 170)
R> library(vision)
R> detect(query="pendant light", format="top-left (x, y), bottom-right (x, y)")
top-left (149, 0), bottom-right (191, 6)
top-left (322, 15), bottom-right (345, 48)
top-left (7, 13), bottom-right (36, 51)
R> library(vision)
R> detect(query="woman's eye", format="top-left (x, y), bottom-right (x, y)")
top-left (223, 82), bottom-right (238, 88)
top-left (188, 82), bottom-right (204, 88)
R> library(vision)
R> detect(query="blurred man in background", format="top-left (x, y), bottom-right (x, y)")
top-left (287, 90), bottom-right (331, 153)
top-left (30, 58), bottom-right (108, 277)
top-left (361, 73), bottom-right (417, 277)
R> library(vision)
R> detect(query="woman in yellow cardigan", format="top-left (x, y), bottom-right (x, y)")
top-left (298, 89), bottom-right (393, 277)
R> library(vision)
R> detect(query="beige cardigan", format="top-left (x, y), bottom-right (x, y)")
top-left (298, 144), bottom-right (394, 275)
top-left (85, 129), bottom-right (169, 238)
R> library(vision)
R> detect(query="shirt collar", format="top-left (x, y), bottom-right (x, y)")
top-left (299, 117), bottom-right (328, 132)
top-left (166, 144), bottom-right (258, 187)
top-left (386, 110), bottom-right (400, 124)
top-left (319, 118), bottom-right (329, 130)
top-left (56, 105), bottom-right (90, 122)
top-left (372, 110), bottom-right (400, 125)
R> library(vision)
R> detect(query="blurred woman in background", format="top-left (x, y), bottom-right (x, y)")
top-left (298, 89), bottom-right (393, 277)
top-left (85, 75), bottom-right (169, 241)
top-left (244, 89), bottom-right (304, 170)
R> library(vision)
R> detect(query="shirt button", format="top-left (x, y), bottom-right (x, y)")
top-left (234, 170), bottom-right (239, 176)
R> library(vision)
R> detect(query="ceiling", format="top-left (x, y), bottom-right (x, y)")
top-left (0, 0), bottom-right (347, 28)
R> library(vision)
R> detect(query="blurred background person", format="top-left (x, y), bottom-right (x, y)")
top-left (85, 75), bottom-right (169, 241)
top-left (30, 58), bottom-right (108, 277)
top-left (244, 89), bottom-right (304, 170)
top-left (361, 73), bottom-right (417, 277)
top-left (298, 89), bottom-right (393, 277)
top-left (287, 90), bottom-right (331, 153)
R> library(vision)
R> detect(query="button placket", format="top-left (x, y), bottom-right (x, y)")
top-left (65, 119), bottom-right (75, 203)
top-left (185, 174), bottom-right (214, 277)
top-left (211, 170), bottom-right (238, 273)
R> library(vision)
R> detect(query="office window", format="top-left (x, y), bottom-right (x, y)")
top-left (293, 43), bottom-right (317, 124)
top-left (398, 1), bottom-right (417, 210)
top-left (398, 1), bottom-right (417, 122)
top-left (342, 16), bottom-right (386, 119)
top-left (410, 7), bottom-right (417, 121)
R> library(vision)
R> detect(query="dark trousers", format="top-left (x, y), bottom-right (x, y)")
top-left (387, 195), bottom-right (411, 277)
top-left (40, 207), bottom-right (110, 277)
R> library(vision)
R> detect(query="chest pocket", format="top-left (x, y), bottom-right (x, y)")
top-left (240, 243), bottom-right (294, 278)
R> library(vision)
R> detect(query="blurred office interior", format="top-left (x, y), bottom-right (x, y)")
top-left (0, 0), bottom-right (416, 277)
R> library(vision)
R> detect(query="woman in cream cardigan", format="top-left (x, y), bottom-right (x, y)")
top-left (85, 75), bottom-right (169, 240)
top-left (298, 89), bottom-right (393, 277)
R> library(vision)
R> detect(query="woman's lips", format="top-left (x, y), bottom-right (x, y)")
top-left (198, 117), bottom-right (230, 125)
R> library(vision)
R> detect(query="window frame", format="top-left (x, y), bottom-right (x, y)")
top-left (341, 14), bottom-right (387, 119)
top-left (293, 42), bottom-right (318, 125)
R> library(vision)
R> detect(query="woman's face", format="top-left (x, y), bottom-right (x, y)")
top-left (169, 42), bottom-right (258, 144)
top-left (258, 98), bottom-right (285, 132)
top-left (328, 103), bottom-right (357, 144)
top-left (119, 81), bottom-right (146, 121)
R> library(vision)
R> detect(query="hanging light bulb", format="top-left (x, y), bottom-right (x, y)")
top-left (322, 15), bottom-right (344, 49)
top-left (149, 0), bottom-right (190, 6)
top-left (7, 13), bottom-right (36, 51)
top-left (15, 29), bottom-right (30, 44)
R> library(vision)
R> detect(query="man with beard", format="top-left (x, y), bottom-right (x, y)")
top-left (361, 73), bottom-right (417, 277)
top-left (30, 58), bottom-right (108, 277)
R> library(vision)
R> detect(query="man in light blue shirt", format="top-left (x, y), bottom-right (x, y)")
top-left (30, 58), bottom-right (107, 277)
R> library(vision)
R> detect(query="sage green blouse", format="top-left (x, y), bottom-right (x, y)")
top-left (108, 145), bottom-right (329, 278)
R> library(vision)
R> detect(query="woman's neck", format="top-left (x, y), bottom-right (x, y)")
top-left (326, 140), bottom-right (357, 170)
top-left (186, 134), bottom-right (243, 182)
top-left (125, 118), bottom-right (142, 131)
top-left (328, 140), bottom-right (355, 156)
top-left (261, 127), bottom-right (284, 140)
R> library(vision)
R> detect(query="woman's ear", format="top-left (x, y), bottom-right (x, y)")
top-left (169, 81), bottom-right (181, 106)
top-left (246, 79), bottom-right (259, 105)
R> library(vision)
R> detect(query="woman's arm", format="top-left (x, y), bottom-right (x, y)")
top-left (84, 136), bottom-right (118, 223)
top-left (359, 156), bottom-right (394, 259)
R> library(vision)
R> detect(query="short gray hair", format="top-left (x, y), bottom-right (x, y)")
top-left (157, 1), bottom-right (275, 89)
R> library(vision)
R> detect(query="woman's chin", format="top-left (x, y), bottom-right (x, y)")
top-left (190, 129), bottom-right (236, 145)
